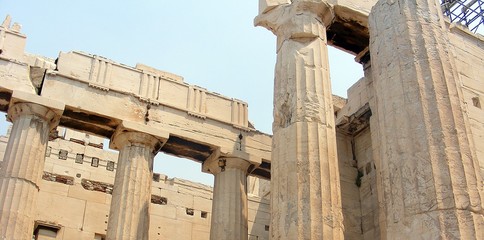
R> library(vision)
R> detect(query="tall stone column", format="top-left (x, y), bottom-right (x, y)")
top-left (106, 122), bottom-right (168, 240)
top-left (203, 150), bottom-right (260, 240)
top-left (369, 0), bottom-right (484, 239)
top-left (0, 91), bottom-right (64, 239)
top-left (255, 1), bottom-right (343, 239)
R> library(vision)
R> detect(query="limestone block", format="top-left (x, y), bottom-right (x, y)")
top-left (160, 188), bottom-right (194, 208)
top-left (68, 184), bottom-right (107, 204)
top-left (39, 180), bottom-right (70, 196)
top-left (43, 161), bottom-right (55, 173)
top-left (247, 198), bottom-right (270, 213)
top-left (64, 128), bottom-right (104, 146)
top-left (248, 208), bottom-right (270, 223)
top-left (0, 60), bottom-right (36, 94)
top-left (82, 201), bottom-right (109, 234)
top-left (151, 186), bottom-right (162, 196)
top-left (177, 184), bottom-right (213, 199)
top-left (150, 215), bottom-right (193, 240)
top-left (193, 196), bottom-right (212, 212)
top-left (151, 204), bottom-right (177, 219)
top-left (191, 223), bottom-right (210, 240)
top-left (24, 54), bottom-right (56, 70)
top-left (136, 63), bottom-right (184, 82)
top-left (0, 18), bottom-right (27, 61)
top-left (189, 209), bottom-right (211, 226)
top-left (61, 227), bottom-right (96, 240)
top-left (327, 0), bottom-right (377, 15)
top-left (36, 191), bottom-right (86, 229)
top-left (176, 206), bottom-right (199, 222)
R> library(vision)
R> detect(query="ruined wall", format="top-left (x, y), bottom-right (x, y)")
top-left (334, 72), bottom-right (379, 240)
top-left (336, 131), bottom-right (362, 240)
top-left (0, 128), bottom-right (270, 240)
top-left (448, 25), bottom-right (484, 183)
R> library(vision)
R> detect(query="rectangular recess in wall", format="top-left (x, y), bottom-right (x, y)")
top-left (151, 195), bottom-right (167, 205)
top-left (91, 157), bottom-right (99, 167)
top-left (45, 147), bottom-right (51, 157)
top-left (472, 97), bottom-right (481, 109)
top-left (75, 154), bottom-right (84, 164)
top-left (58, 149), bottom-right (68, 160)
top-left (153, 173), bottom-right (160, 182)
top-left (186, 208), bottom-right (194, 216)
top-left (94, 233), bottom-right (106, 240)
top-left (106, 161), bottom-right (115, 171)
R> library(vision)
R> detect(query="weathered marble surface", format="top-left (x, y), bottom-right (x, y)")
top-left (369, 0), bottom-right (484, 239)
top-left (256, 1), bottom-right (344, 239)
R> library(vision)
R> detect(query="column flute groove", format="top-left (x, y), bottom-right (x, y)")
top-left (0, 92), bottom-right (64, 240)
top-left (203, 152), bottom-right (259, 240)
top-left (256, 1), bottom-right (343, 239)
top-left (106, 122), bottom-right (168, 240)
top-left (369, 0), bottom-right (484, 238)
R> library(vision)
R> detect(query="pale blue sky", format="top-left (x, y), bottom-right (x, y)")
top-left (0, 1), bottom-right (363, 185)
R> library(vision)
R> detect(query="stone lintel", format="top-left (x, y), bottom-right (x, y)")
top-left (109, 121), bottom-right (169, 151)
top-left (202, 147), bottom-right (261, 175)
top-left (336, 103), bottom-right (371, 136)
top-left (8, 91), bottom-right (65, 129)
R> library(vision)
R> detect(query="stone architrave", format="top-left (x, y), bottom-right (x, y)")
top-left (255, 1), bottom-right (344, 239)
top-left (369, 0), bottom-right (484, 239)
top-left (203, 150), bottom-right (261, 240)
top-left (106, 122), bottom-right (168, 240)
top-left (0, 91), bottom-right (64, 239)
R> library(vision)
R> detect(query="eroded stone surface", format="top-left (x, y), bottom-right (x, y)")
top-left (0, 1), bottom-right (483, 239)
top-left (256, 1), bottom-right (344, 239)
top-left (0, 94), bottom-right (64, 239)
top-left (106, 127), bottom-right (165, 240)
top-left (369, 0), bottom-right (484, 238)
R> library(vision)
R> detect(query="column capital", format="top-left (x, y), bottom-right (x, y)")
top-left (202, 148), bottom-right (261, 175)
top-left (109, 121), bottom-right (169, 153)
top-left (255, 0), bottom-right (334, 41)
top-left (7, 91), bottom-right (64, 130)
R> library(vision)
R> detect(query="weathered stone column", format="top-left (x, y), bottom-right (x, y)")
top-left (106, 122), bottom-right (168, 240)
top-left (369, 0), bottom-right (484, 239)
top-left (0, 91), bottom-right (64, 239)
top-left (255, 1), bottom-right (343, 239)
top-left (203, 150), bottom-right (260, 240)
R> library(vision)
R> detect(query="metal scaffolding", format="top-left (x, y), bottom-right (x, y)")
top-left (441, 0), bottom-right (484, 33)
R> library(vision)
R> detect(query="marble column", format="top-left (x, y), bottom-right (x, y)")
top-left (203, 153), bottom-right (257, 240)
top-left (0, 91), bottom-right (64, 239)
top-left (106, 122), bottom-right (168, 240)
top-left (255, 1), bottom-right (344, 239)
top-left (369, 0), bottom-right (484, 239)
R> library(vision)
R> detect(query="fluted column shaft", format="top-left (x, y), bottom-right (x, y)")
top-left (369, 0), bottom-right (484, 239)
top-left (0, 102), bottom-right (62, 239)
top-left (256, 1), bottom-right (343, 239)
top-left (205, 157), bottom-right (251, 240)
top-left (106, 132), bottom-right (159, 240)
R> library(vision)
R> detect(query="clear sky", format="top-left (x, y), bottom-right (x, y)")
top-left (0, 1), bottom-right (363, 185)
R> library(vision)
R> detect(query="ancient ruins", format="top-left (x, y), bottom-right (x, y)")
top-left (0, 0), bottom-right (483, 239)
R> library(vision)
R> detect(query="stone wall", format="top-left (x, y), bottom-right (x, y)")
top-left (448, 25), bottom-right (484, 184)
top-left (0, 128), bottom-right (270, 240)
